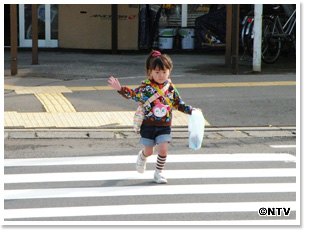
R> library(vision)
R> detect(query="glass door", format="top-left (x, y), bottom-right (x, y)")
top-left (19, 4), bottom-right (58, 47)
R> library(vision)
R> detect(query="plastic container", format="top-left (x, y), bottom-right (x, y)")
top-left (158, 28), bottom-right (176, 50)
top-left (178, 28), bottom-right (195, 49)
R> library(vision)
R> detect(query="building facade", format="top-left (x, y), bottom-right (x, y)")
top-left (5, 4), bottom-right (226, 51)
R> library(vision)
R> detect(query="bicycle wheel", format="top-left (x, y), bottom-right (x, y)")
top-left (245, 19), bottom-right (255, 56)
top-left (241, 15), bottom-right (253, 53)
top-left (262, 18), bottom-right (282, 63)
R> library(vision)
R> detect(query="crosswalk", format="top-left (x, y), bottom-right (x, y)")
top-left (4, 153), bottom-right (299, 225)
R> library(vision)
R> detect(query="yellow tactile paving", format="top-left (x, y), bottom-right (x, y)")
top-left (35, 93), bottom-right (77, 113)
top-left (68, 85), bottom-right (137, 91)
top-left (4, 111), bottom-right (203, 128)
top-left (67, 81), bottom-right (296, 91)
top-left (67, 86), bottom-right (97, 91)
top-left (272, 81), bottom-right (296, 86)
top-left (4, 85), bottom-right (18, 90)
top-left (14, 86), bottom-right (72, 94)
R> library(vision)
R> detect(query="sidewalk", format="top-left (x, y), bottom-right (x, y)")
top-left (4, 49), bottom-right (296, 79)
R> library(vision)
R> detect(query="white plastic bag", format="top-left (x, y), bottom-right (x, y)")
top-left (188, 109), bottom-right (205, 150)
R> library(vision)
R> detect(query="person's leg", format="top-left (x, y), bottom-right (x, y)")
top-left (156, 142), bottom-right (168, 172)
top-left (136, 146), bottom-right (154, 173)
top-left (154, 142), bottom-right (169, 184)
top-left (137, 126), bottom-right (156, 174)
top-left (157, 141), bottom-right (168, 157)
top-left (143, 146), bottom-right (155, 157)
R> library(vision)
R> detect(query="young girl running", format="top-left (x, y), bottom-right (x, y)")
top-left (108, 50), bottom-right (195, 184)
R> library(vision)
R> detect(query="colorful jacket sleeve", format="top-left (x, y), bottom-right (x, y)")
top-left (170, 85), bottom-right (192, 115)
top-left (117, 85), bottom-right (145, 102)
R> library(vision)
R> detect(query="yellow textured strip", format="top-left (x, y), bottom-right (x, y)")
top-left (222, 83), bottom-right (250, 87)
top-left (68, 87), bottom-right (97, 91)
top-left (4, 111), bottom-right (211, 128)
top-left (67, 81), bottom-right (296, 91)
top-left (15, 86), bottom-right (72, 94)
top-left (272, 81), bottom-right (296, 86)
top-left (35, 93), bottom-right (76, 113)
top-left (4, 85), bottom-right (17, 90)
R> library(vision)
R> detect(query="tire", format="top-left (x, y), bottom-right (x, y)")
top-left (241, 16), bottom-right (253, 53)
top-left (244, 19), bottom-right (255, 56)
top-left (261, 18), bottom-right (282, 63)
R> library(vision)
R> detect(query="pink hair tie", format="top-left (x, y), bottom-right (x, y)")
top-left (152, 51), bottom-right (161, 57)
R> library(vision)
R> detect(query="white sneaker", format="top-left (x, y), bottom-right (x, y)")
top-left (154, 170), bottom-right (168, 184)
top-left (136, 150), bottom-right (147, 174)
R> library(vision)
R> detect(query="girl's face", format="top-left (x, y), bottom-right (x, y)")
top-left (149, 67), bottom-right (170, 84)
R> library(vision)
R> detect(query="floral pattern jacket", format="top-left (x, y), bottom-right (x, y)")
top-left (118, 79), bottom-right (192, 126)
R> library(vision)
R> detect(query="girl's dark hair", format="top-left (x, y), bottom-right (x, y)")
top-left (145, 50), bottom-right (173, 76)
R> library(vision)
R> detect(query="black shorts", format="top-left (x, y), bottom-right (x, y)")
top-left (139, 125), bottom-right (172, 147)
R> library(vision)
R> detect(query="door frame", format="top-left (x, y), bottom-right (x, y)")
top-left (19, 4), bottom-right (58, 47)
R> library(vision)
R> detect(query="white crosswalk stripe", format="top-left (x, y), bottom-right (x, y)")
top-left (3, 169), bottom-right (297, 184)
top-left (269, 145), bottom-right (296, 148)
top-left (4, 183), bottom-right (297, 200)
top-left (4, 153), bottom-right (296, 167)
top-left (4, 153), bottom-right (298, 224)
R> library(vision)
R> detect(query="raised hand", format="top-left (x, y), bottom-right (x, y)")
top-left (108, 76), bottom-right (122, 91)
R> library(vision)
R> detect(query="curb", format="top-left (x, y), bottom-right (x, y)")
top-left (4, 126), bottom-right (296, 140)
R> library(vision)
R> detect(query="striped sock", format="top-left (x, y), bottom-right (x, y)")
top-left (156, 154), bottom-right (167, 171)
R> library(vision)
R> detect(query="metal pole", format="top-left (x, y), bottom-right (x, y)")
top-left (225, 4), bottom-right (232, 66)
top-left (32, 4), bottom-right (39, 65)
top-left (253, 4), bottom-right (263, 72)
top-left (10, 4), bottom-right (18, 75)
top-left (231, 4), bottom-right (240, 74)
top-left (111, 4), bottom-right (118, 54)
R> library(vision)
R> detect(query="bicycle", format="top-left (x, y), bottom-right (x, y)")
top-left (240, 5), bottom-right (296, 63)
top-left (261, 6), bottom-right (296, 63)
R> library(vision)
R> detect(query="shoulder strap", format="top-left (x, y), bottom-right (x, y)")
top-left (143, 81), bottom-right (171, 107)
top-left (155, 85), bottom-right (173, 107)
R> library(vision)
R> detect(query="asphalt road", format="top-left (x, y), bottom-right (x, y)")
top-left (4, 73), bottom-right (296, 127)
top-left (4, 50), bottom-right (297, 129)
top-left (4, 135), bottom-right (297, 223)
top-left (3, 50), bottom-right (298, 224)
